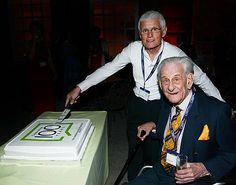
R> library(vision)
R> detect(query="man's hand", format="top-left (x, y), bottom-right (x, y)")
top-left (175, 162), bottom-right (209, 184)
top-left (137, 122), bottom-right (156, 141)
top-left (65, 86), bottom-right (81, 107)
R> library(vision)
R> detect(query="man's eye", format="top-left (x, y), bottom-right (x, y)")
top-left (152, 28), bottom-right (158, 32)
top-left (173, 78), bottom-right (181, 82)
top-left (162, 79), bottom-right (169, 84)
top-left (142, 29), bottom-right (148, 33)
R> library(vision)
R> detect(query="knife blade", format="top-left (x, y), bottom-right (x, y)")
top-left (56, 94), bottom-right (80, 123)
top-left (56, 103), bottom-right (73, 123)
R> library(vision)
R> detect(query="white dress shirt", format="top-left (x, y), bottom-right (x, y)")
top-left (78, 40), bottom-right (224, 102)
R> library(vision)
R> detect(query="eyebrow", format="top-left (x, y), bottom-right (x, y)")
top-left (161, 74), bottom-right (182, 79)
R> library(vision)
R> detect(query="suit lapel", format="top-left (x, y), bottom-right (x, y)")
top-left (180, 91), bottom-right (205, 156)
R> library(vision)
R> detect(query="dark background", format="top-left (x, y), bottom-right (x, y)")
top-left (1, 0), bottom-right (236, 145)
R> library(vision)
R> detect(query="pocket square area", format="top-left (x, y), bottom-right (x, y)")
top-left (198, 124), bottom-right (210, 140)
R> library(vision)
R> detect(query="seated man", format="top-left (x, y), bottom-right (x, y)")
top-left (125, 56), bottom-right (236, 184)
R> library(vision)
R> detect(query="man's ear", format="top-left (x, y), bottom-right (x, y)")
top-left (161, 27), bottom-right (167, 38)
top-left (187, 73), bottom-right (194, 89)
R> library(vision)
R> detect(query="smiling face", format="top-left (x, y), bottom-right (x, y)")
top-left (159, 62), bottom-right (193, 105)
top-left (139, 18), bottom-right (167, 53)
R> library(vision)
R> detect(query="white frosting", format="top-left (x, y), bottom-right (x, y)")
top-left (2, 118), bottom-right (94, 161)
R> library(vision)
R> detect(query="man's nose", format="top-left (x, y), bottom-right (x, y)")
top-left (168, 81), bottom-right (175, 91)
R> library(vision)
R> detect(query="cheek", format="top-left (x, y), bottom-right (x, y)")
top-left (140, 36), bottom-right (147, 43)
top-left (154, 34), bottom-right (162, 41)
top-left (180, 91), bottom-right (186, 99)
top-left (171, 88), bottom-right (185, 102)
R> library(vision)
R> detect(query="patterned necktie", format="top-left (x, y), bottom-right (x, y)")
top-left (161, 106), bottom-right (182, 171)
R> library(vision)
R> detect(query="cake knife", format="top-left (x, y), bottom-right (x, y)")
top-left (56, 103), bottom-right (73, 123)
top-left (57, 95), bottom-right (80, 123)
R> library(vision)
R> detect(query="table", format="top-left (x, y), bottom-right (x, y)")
top-left (0, 111), bottom-right (108, 185)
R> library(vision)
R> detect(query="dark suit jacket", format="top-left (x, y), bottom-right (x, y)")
top-left (153, 88), bottom-right (236, 182)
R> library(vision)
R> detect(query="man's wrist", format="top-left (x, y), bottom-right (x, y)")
top-left (151, 124), bottom-right (157, 134)
top-left (75, 85), bottom-right (81, 93)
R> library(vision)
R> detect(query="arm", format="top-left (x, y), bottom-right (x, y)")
top-left (65, 44), bottom-right (132, 106)
top-left (202, 103), bottom-right (236, 180)
top-left (193, 65), bottom-right (225, 102)
top-left (176, 103), bottom-right (236, 183)
top-left (65, 86), bottom-right (81, 106)
top-left (78, 46), bottom-right (131, 93)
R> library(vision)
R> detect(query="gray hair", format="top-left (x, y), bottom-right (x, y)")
top-left (157, 56), bottom-right (194, 80)
top-left (138, 10), bottom-right (166, 31)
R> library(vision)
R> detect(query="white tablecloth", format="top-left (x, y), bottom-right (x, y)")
top-left (0, 111), bottom-right (108, 185)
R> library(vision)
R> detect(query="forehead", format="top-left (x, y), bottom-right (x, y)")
top-left (140, 18), bottom-right (160, 29)
top-left (160, 62), bottom-right (184, 77)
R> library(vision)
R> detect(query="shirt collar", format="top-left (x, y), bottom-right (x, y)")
top-left (177, 90), bottom-right (193, 112)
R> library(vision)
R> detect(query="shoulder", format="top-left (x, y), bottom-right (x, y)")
top-left (120, 41), bottom-right (142, 54)
top-left (195, 87), bottom-right (231, 115)
top-left (162, 41), bottom-right (187, 57)
top-left (126, 41), bottom-right (142, 49)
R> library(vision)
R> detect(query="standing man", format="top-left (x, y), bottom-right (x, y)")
top-left (65, 10), bottom-right (224, 180)
top-left (126, 56), bottom-right (236, 185)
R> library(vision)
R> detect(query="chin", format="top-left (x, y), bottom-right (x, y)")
top-left (144, 43), bottom-right (158, 49)
top-left (167, 97), bottom-right (180, 104)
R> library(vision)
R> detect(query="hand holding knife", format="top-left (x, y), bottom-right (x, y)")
top-left (65, 86), bottom-right (81, 107)
top-left (57, 86), bottom-right (81, 123)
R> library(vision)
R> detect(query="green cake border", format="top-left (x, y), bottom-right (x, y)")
top-left (20, 122), bottom-right (73, 141)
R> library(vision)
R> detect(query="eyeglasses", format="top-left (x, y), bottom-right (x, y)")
top-left (141, 27), bottom-right (161, 34)
top-left (160, 76), bottom-right (183, 86)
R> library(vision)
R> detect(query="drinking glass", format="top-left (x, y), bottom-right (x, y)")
top-left (176, 154), bottom-right (188, 170)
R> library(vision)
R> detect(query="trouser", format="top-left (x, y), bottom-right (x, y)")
top-left (126, 94), bottom-right (161, 181)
